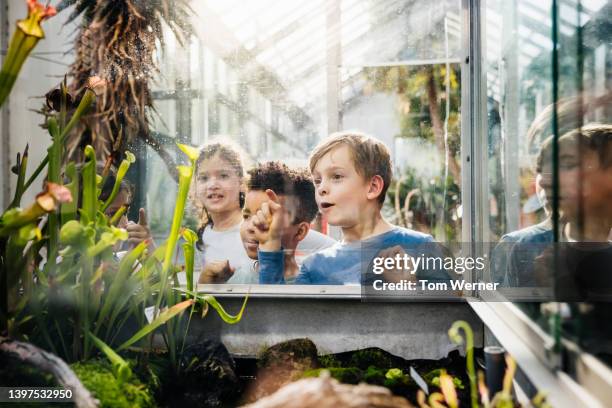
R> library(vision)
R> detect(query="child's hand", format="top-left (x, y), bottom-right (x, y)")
top-left (252, 189), bottom-right (283, 251)
top-left (126, 208), bottom-right (153, 248)
top-left (198, 260), bottom-right (235, 284)
top-left (376, 245), bottom-right (417, 283)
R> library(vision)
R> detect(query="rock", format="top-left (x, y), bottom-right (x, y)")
top-left (167, 340), bottom-right (238, 407)
top-left (241, 371), bottom-right (415, 408)
top-left (258, 338), bottom-right (319, 371)
top-left (244, 338), bottom-right (319, 402)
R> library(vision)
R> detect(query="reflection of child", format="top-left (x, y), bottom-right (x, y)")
top-left (239, 162), bottom-right (336, 282)
top-left (257, 132), bottom-right (448, 284)
top-left (193, 139), bottom-right (256, 284)
top-left (496, 124), bottom-right (612, 288)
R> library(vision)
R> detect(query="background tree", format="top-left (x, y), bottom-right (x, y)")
top-left (56, 0), bottom-right (194, 178)
top-left (365, 63), bottom-right (461, 241)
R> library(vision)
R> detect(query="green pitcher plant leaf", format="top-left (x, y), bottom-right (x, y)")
top-left (0, 183), bottom-right (71, 236)
top-left (59, 87), bottom-right (95, 141)
top-left (156, 165), bottom-right (193, 314)
top-left (448, 320), bottom-right (477, 408)
top-left (59, 220), bottom-right (86, 246)
top-left (80, 146), bottom-right (97, 224)
top-left (0, 0), bottom-right (57, 108)
top-left (439, 370), bottom-right (458, 408)
top-left (117, 299), bottom-right (195, 351)
top-left (177, 289), bottom-right (249, 325)
top-left (61, 162), bottom-right (78, 224)
top-left (177, 143), bottom-right (200, 163)
top-left (88, 331), bottom-right (132, 384)
top-left (86, 227), bottom-right (129, 258)
top-left (101, 151), bottom-right (135, 212)
top-left (100, 241), bottom-right (149, 338)
top-left (182, 228), bottom-right (198, 294)
top-left (9, 145), bottom-right (28, 209)
top-left (108, 206), bottom-right (127, 226)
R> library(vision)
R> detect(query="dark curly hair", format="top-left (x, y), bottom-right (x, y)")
top-left (247, 162), bottom-right (319, 224)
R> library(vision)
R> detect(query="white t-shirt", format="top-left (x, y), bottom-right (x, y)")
top-left (199, 223), bottom-right (258, 284)
top-left (193, 224), bottom-right (336, 284)
top-left (295, 229), bottom-right (337, 265)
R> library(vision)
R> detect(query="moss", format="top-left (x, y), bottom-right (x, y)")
top-left (363, 365), bottom-right (387, 385)
top-left (318, 354), bottom-right (342, 368)
top-left (423, 368), bottom-right (464, 390)
top-left (302, 367), bottom-right (363, 384)
top-left (349, 348), bottom-right (392, 370)
top-left (384, 368), bottom-right (411, 387)
top-left (71, 360), bottom-right (154, 408)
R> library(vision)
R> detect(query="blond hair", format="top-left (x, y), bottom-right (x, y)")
top-left (309, 131), bottom-right (392, 205)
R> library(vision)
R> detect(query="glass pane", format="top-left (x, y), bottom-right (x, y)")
top-left (485, 0), bottom-right (612, 367)
top-left (341, 64), bottom-right (462, 242)
top-left (143, 0), bottom-right (462, 287)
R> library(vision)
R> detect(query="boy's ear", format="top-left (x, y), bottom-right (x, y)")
top-left (295, 221), bottom-right (310, 242)
top-left (366, 175), bottom-right (385, 201)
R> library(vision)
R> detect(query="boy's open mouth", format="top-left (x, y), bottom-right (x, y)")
top-left (320, 202), bottom-right (334, 209)
top-left (244, 239), bottom-right (259, 251)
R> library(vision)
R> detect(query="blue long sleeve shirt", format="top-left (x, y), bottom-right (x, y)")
top-left (259, 227), bottom-right (450, 285)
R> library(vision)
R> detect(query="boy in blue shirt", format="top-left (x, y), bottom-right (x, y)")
top-left (252, 131), bottom-right (448, 284)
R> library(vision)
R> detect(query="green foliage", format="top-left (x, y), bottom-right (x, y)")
top-left (2, 80), bottom-right (246, 397)
top-left (318, 354), bottom-right (342, 368)
top-left (384, 367), bottom-right (411, 387)
top-left (362, 365), bottom-right (387, 385)
top-left (349, 348), bottom-right (392, 370)
top-left (71, 360), bottom-right (154, 408)
top-left (364, 62), bottom-right (462, 242)
top-left (386, 166), bottom-right (461, 241)
top-left (363, 64), bottom-right (460, 145)
top-left (88, 333), bottom-right (132, 384)
top-left (302, 367), bottom-right (363, 384)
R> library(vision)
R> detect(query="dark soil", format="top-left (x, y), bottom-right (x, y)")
top-left (2, 343), bottom-right (478, 407)
top-left (233, 347), bottom-right (479, 407)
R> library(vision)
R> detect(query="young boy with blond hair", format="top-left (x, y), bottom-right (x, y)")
top-left (253, 131), bottom-right (448, 284)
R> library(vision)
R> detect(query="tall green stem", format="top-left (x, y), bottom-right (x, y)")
top-left (79, 146), bottom-right (97, 358)
top-left (449, 320), bottom-right (477, 408)
top-left (47, 117), bottom-right (61, 259)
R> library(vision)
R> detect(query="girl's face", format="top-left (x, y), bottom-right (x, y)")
top-left (195, 154), bottom-right (242, 215)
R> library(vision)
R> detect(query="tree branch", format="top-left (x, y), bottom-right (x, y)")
top-left (0, 337), bottom-right (99, 408)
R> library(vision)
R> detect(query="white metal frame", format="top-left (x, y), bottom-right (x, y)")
top-left (472, 297), bottom-right (610, 407)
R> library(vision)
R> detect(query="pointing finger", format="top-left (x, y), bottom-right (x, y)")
top-left (138, 208), bottom-right (148, 226)
top-left (265, 189), bottom-right (279, 204)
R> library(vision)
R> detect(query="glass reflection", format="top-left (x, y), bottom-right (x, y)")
top-left (145, 0), bottom-right (462, 288)
top-left (485, 0), bottom-right (611, 366)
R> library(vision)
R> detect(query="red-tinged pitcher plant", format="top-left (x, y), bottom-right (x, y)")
top-left (0, 0), bottom-right (57, 108)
